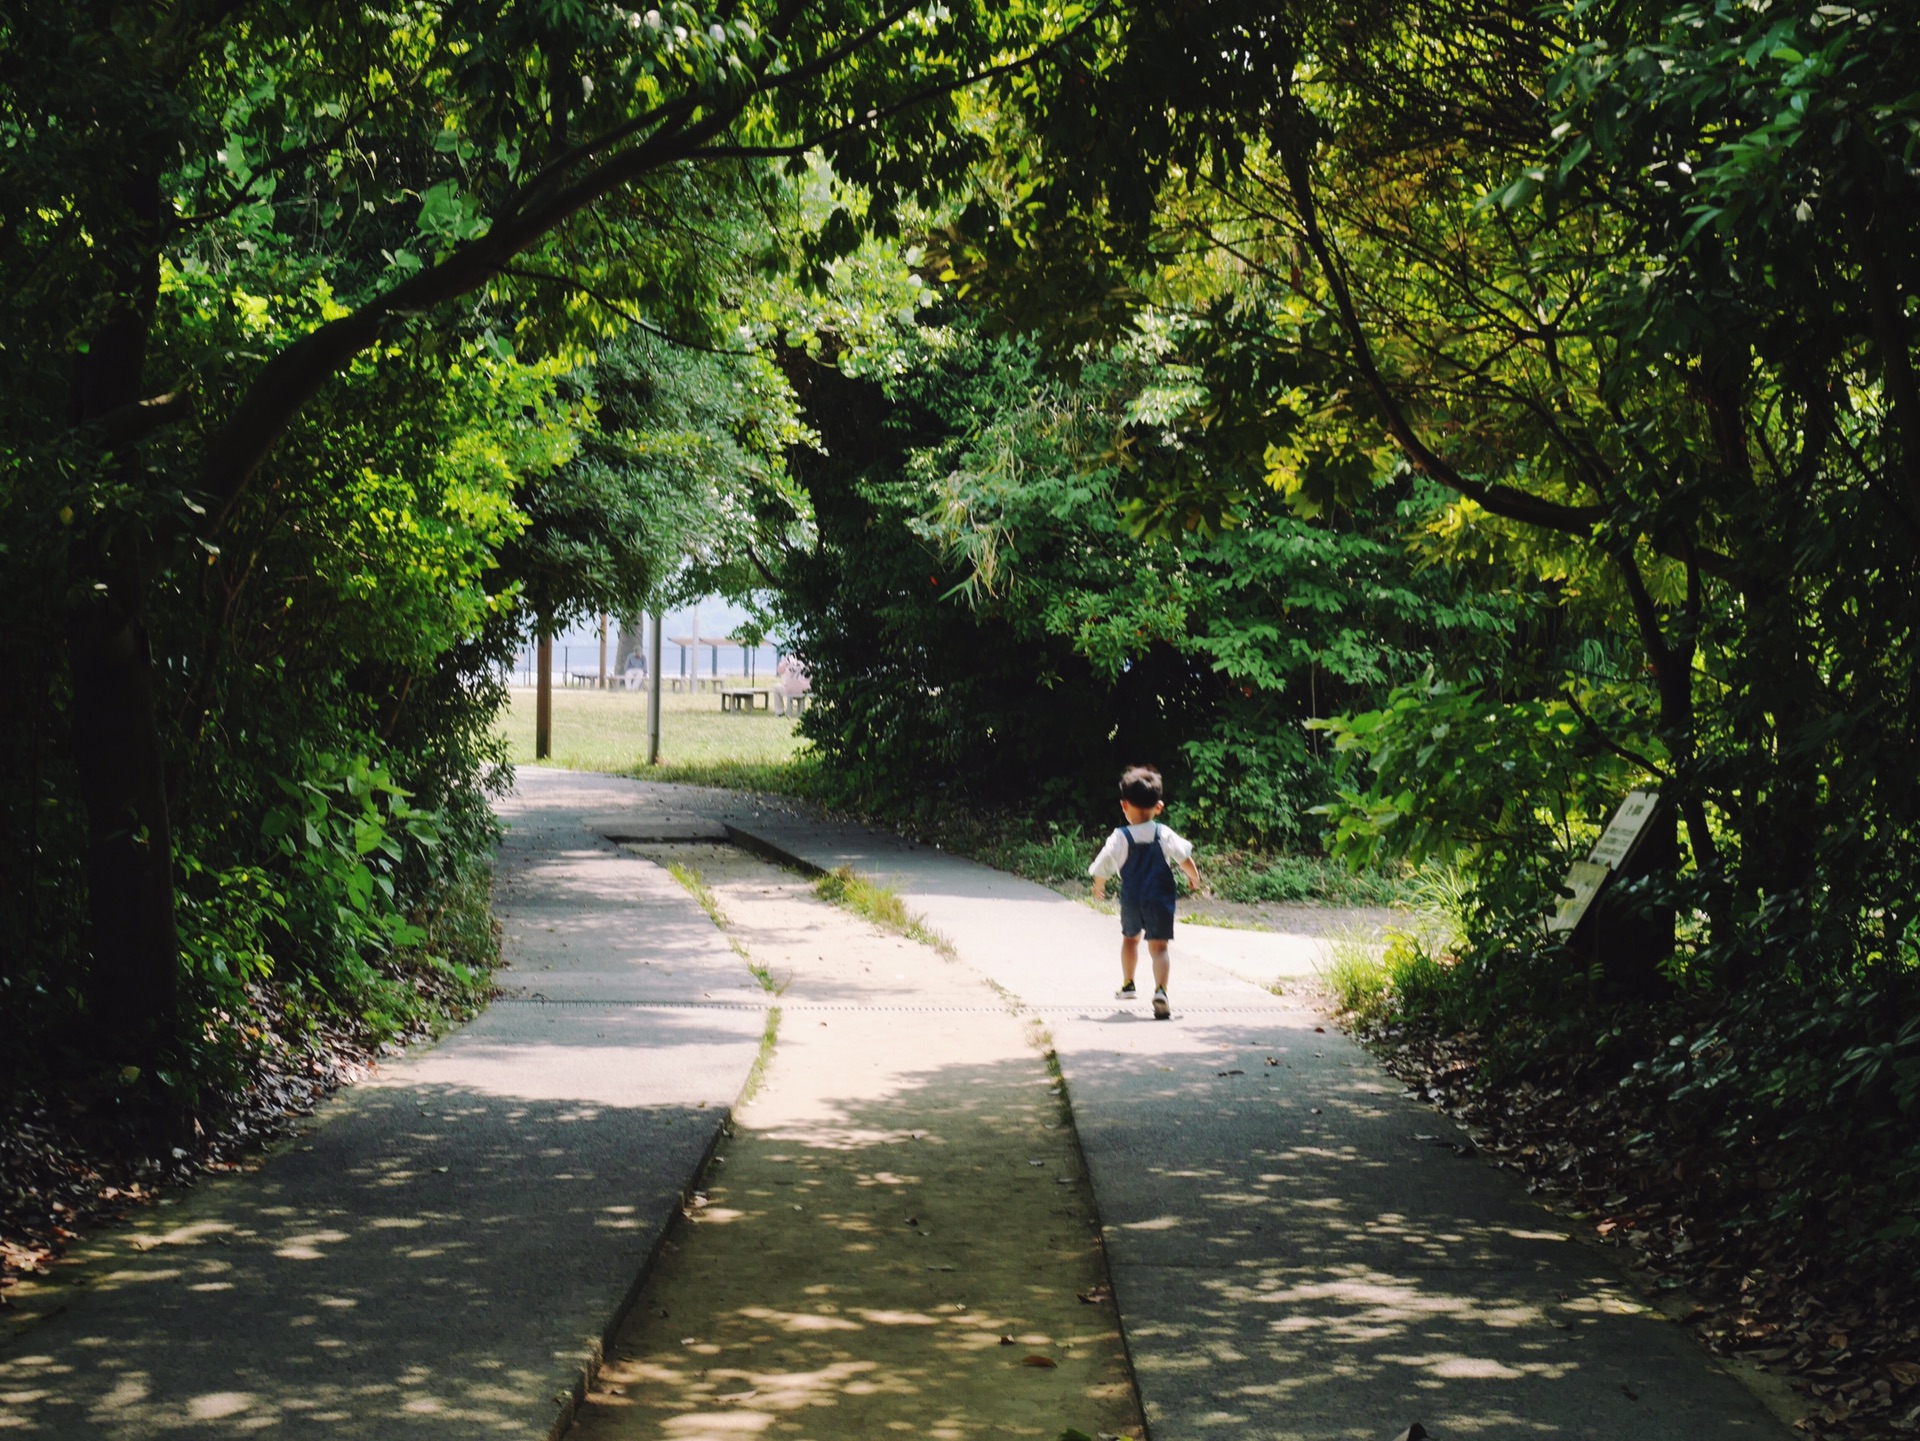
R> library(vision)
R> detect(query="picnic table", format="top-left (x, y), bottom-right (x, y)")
top-left (718, 687), bottom-right (773, 713)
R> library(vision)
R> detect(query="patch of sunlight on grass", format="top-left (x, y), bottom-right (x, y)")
top-left (497, 685), bottom-right (808, 775)
top-left (1317, 926), bottom-right (1391, 1018)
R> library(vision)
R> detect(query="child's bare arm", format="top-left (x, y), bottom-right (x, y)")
top-left (1181, 857), bottom-right (1204, 894)
top-left (1091, 874), bottom-right (1107, 900)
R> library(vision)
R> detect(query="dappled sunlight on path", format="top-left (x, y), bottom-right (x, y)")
top-left (568, 774), bottom-right (1792, 1441)
top-left (0, 777), bottom-right (765, 1439)
top-left (568, 841), bottom-right (1139, 1441)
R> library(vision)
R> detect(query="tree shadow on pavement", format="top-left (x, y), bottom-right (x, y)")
top-left (1058, 1016), bottom-right (1787, 1441)
top-left (0, 1001), bottom-right (764, 1440)
top-left (570, 1051), bottom-right (1141, 1441)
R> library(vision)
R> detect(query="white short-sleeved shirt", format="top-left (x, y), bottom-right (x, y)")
top-left (1088, 822), bottom-right (1194, 879)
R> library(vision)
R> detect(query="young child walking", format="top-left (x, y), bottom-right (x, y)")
top-left (1088, 765), bottom-right (1203, 1020)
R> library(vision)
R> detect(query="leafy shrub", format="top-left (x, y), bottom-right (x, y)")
top-left (1224, 856), bottom-right (1320, 903)
top-left (262, 752), bottom-right (440, 979)
top-left (1320, 927), bottom-right (1464, 1028)
top-left (1002, 827), bottom-right (1090, 885)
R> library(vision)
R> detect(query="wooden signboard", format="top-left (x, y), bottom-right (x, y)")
top-left (1547, 860), bottom-right (1611, 935)
top-left (1547, 789), bottom-right (1662, 935)
top-left (1553, 788), bottom-right (1674, 997)
top-left (1588, 789), bottom-right (1660, 870)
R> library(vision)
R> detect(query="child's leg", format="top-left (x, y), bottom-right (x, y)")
top-left (1147, 940), bottom-right (1171, 991)
top-left (1119, 932), bottom-right (1141, 985)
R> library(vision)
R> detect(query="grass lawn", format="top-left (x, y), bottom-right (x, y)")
top-left (498, 685), bottom-right (809, 777)
top-left (498, 685), bottom-right (1401, 922)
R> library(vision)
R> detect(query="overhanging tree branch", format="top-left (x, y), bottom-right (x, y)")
top-left (500, 266), bottom-right (757, 354)
top-left (84, 389), bottom-right (193, 450)
top-left (1272, 120), bottom-right (1607, 538)
top-left (196, 3), bottom-right (1113, 531)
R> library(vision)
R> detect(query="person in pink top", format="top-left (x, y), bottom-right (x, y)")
top-left (774, 654), bottom-right (810, 716)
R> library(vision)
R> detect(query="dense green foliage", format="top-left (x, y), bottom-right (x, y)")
top-left (917, 0), bottom-right (1920, 1261)
top-left (0, 0), bottom-right (1081, 1110)
top-left (771, 315), bottom-right (1509, 841)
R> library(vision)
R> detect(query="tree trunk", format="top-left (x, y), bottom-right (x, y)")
top-left (536, 633), bottom-right (554, 759)
top-left (66, 166), bottom-right (181, 1082)
top-left (66, 575), bottom-right (182, 1075)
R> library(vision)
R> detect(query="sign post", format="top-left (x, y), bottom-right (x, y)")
top-left (1551, 789), bottom-right (1674, 995)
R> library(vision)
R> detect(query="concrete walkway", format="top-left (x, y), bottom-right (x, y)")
top-left (570, 836), bottom-right (1139, 1439)
top-left (0, 777), bottom-right (766, 1440)
top-left (0, 768), bottom-right (1792, 1441)
top-left (568, 770), bottom-right (1789, 1441)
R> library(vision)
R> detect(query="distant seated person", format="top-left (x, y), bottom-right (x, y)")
top-left (622, 651), bottom-right (648, 690)
top-left (774, 654), bottom-right (810, 716)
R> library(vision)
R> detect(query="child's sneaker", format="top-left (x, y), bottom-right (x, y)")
top-left (1115, 980), bottom-right (1137, 1001)
top-left (1152, 987), bottom-right (1170, 1020)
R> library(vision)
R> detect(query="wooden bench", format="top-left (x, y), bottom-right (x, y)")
top-left (718, 687), bottom-right (772, 713)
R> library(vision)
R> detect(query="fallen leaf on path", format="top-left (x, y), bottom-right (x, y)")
top-left (999, 1335), bottom-right (1016, 1345)
top-left (1021, 1354), bottom-right (1058, 1368)
top-left (1888, 1361), bottom-right (1920, 1387)
top-left (1077, 1285), bottom-right (1112, 1305)
top-left (1217, 1070), bottom-right (1245, 1077)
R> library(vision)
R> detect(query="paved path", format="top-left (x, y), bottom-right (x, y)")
top-left (0, 768), bottom-right (1791, 1441)
top-left (0, 780), bottom-right (765, 1440)
top-left (569, 837), bottom-right (1139, 1439)
top-left (560, 770), bottom-right (1789, 1441)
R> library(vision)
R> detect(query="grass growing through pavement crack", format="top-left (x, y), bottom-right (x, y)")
top-left (813, 865), bottom-right (957, 959)
top-left (669, 860), bottom-right (784, 992)
top-left (738, 1006), bottom-right (780, 1105)
top-left (668, 861), bottom-right (728, 927)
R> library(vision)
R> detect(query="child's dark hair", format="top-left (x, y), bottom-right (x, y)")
top-left (1119, 765), bottom-right (1164, 808)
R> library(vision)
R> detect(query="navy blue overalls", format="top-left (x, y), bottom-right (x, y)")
top-left (1118, 824), bottom-right (1178, 941)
